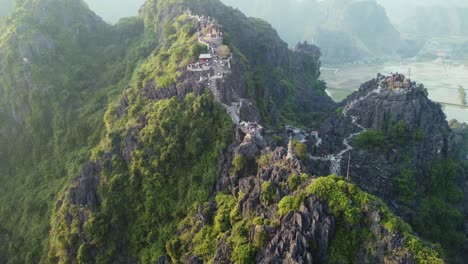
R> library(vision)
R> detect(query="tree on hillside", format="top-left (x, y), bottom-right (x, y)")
top-left (458, 86), bottom-right (467, 105)
top-left (218, 45), bottom-right (231, 59)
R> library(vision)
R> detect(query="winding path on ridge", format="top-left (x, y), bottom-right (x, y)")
top-left (310, 82), bottom-right (385, 175)
top-left (188, 12), bottom-right (243, 125)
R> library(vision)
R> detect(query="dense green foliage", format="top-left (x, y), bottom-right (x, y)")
top-left (291, 139), bottom-right (309, 160)
top-left (355, 122), bottom-right (466, 261)
top-left (287, 172), bottom-right (307, 191)
top-left (395, 169), bottom-right (417, 205)
top-left (353, 130), bottom-right (387, 149)
top-left (232, 154), bottom-right (247, 174)
top-left (257, 152), bottom-right (274, 168)
top-left (47, 4), bottom-right (233, 261)
top-left (277, 195), bottom-right (300, 216)
top-left (245, 63), bottom-right (327, 127)
top-left (411, 159), bottom-right (466, 262)
top-left (66, 93), bottom-right (230, 263)
top-left (0, 1), bottom-right (152, 262)
top-left (261, 181), bottom-right (277, 205)
top-left (354, 121), bottom-right (424, 150)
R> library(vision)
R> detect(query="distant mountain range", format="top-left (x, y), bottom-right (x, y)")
top-left (3, 0), bottom-right (467, 63)
top-left (402, 6), bottom-right (468, 37)
top-left (221, 0), bottom-right (402, 64)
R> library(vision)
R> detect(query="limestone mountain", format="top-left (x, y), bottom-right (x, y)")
top-left (308, 74), bottom-right (468, 262)
top-left (0, 0), bottom-right (152, 261)
top-left (0, 0), bottom-right (466, 263)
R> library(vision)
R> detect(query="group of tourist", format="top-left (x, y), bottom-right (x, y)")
top-left (385, 72), bottom-right (415, 89)
top-left (188, 62), bottom-right (211, 70)
top-left (240, 121), bottom-right (263, 135)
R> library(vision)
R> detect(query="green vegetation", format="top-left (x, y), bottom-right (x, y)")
top-left (277, 195), bottom-right (300, 216)
top-left (291, 139), bottom-right (309, 161)
top-left (310, 176), bottom-right (443, 263)
top-left (0, 1), bottom-right (153, 262)
top-left (413, 159), bottom-right (465, 261)
top-left (261, 181), bottom-right (277, 205)
top-left (253, 228), bottom-right (269, 248)
top-left (218, 44), bottom-right (231, 59)
top-left (253, 216), bottom-right (264, 225)
top-left (351, 118), bottom-right (465, 261)
top-left (354, 121), bottom-right (420, 150)
top-left (392, 159), bottom-right (466, 263)
top-left (188, 0), bottom-right (328, 127)
top-left (257, 152), bottom-right (274, 167)
top-left (232, 154), bottom-right (247, 174)
top-left (50, 91), bottom-right (232, 263)
top-left (274, 175), bottom-right (444, 263)
top-left (356, 125), bottom-right (466, 261)
top-left (1, 1), bottom-right (329, 260)
top-left (395, 169), bottom-right (417, 205)
top-left (406, 236), bottom-right (445, 264)
top-left (287, 173), bottom-right (301, 191)
top-left (353, 130), bottom-right (387, 149)
top-left (414, 128), bottom-right (425, 141)
top-left (165, 173), bottom-right (444, 264)
top-left (245, 65), bottom-right (327, 127)
top-left (306, 176), bottom-right (370, 226)
top-left (287, 172), bottom-right (308, 191)
top-left (48, 6), bottom-right (234, 263)
top-left (1, 0), bottom-right (463, 263)
top-left (166, 192), bottom-right (259, 264)
top-left (335, 106), bottom-right (344, 115)
top-left (47, 13), bottom-right (233, 259)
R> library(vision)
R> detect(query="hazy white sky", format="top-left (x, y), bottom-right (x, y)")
top-left (84, 0), bottom-right (146, 23)
top-left (81, 0), bottom-right (468, 24)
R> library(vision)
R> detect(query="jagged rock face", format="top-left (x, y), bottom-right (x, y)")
top-left (68, 161), bottom-right (101, 209)
top-left (258, 197), bottom-right (416, 264)
top-left (217, 59), bottom-right (248, 103)
top-left (177, 142), bottom-right (435, 263)
top-left (140, 70), bottom-right (208, 102)
top-left (258, 196), bottom-right (334, 264)
top-left (365, 210), bottom-right (415, 264)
